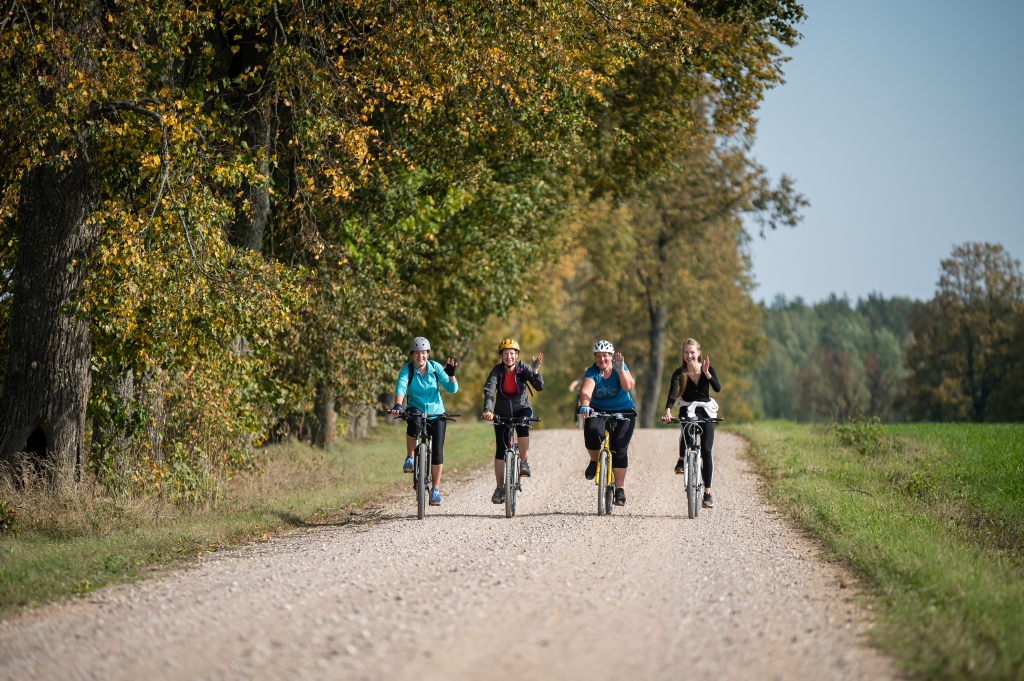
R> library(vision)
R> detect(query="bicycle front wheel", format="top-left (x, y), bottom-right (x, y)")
top-left (686, 450), bottom-right (700, 519)
top-left (504, 447), bottom-right (517, 518)
top-left (416, 442), bottom-right (429, 520)
top-left (597, 448), bottom-right (610, 516)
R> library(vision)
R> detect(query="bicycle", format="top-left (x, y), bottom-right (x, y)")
top-left (590, 411), bottom-right (630, 516)
top-left (485, 414), bottom-right (540, 518)
top-left (670, 416), bottom-right (723, 518)
top-left (394, 411), bottom-right (459, 519)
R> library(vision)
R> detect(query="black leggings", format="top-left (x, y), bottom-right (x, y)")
top-left (679, 408), bottom-right (714, 488)
top-left (404, 410), bottom-right (446, 465)
top-left (493, 407), bottom-right (533, 460)
top-left (583, 411), bottom-right (636, 468)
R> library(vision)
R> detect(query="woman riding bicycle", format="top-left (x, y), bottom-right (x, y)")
top-left (661, 337), bottom-right (720, 509)
top-left (579, 340), bottom-right (636, 507)
top-left (389, 337), bottom-right (459, 506)
top-left (482, 339), bottom-right (544, 505)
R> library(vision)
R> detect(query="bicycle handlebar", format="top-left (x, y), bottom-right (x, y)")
top-left (484, 415), bottom-right (541, 426)
top-left (670, 417), bottom-right (724, 424)
top-left (393, 412), bottom-right (460, 421)
top-left (590, 411), bottom-right (632, 420)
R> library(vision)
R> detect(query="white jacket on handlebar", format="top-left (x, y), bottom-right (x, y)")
top-left (674, 397), bottom-right (720, 420)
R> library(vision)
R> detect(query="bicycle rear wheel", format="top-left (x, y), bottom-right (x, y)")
top-left (686, 449), bottom-right (700, 519)
top-left (605, 483), bottom-right (615, 516)
top-left (416, 441), bottom-right (429, 520)
top-left (597, 448), bottom-right (610, 516)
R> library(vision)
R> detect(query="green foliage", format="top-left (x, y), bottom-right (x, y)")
top-left (833, 416), bottom-right (900, 456)
top-left (735, 421), bottom-right (1024, 680)
top-left (0, 0), bottom-right (808, 496)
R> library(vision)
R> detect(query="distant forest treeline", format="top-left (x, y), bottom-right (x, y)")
top-left (748, 243), bottom-right (1024, 423)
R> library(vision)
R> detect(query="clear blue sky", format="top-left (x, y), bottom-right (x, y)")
top-left (748, 0), bottom-right (1024, 304)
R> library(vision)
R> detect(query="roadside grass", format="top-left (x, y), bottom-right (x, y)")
top-left (730, 421), bottom-right (1024, 681)
top-left (0, 421), bottom-right (492, 617)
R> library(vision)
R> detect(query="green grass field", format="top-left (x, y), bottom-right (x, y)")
top-left (0, 421), bottom-right (493, 617)
top-left (731, 421), bottom-right (1024, 681)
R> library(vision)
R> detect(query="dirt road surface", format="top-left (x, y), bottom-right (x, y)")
top-left (0, 429), bottom-right (894, 681)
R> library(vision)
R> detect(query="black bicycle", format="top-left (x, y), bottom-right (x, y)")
top-left (395, 412), bottom-right (459, 519)
top-left (671, 416), bottom-right (723, 518)
top-left (486, 414), bottom-right (540, 518)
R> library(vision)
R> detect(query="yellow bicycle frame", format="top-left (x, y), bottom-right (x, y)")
top-left (595, 428), bottom-right (614, 487)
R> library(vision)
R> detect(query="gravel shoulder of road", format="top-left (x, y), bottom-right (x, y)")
top-left (0, 429), bottom-right (895, 681)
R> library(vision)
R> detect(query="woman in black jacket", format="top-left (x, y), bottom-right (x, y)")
top-left (482, 338), bottom-right (544, 503)
top-left (661, 338), bottom-right (720, 509)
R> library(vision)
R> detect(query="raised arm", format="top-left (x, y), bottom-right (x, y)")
top-left (523, 361), bottom-right (545, 391)
top-left (708, 365), bottom-right (721, 393)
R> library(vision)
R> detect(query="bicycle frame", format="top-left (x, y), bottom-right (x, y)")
top-left (396, 411), bottom-right (459, 519)
top-left (671, 416), bottom-right (722, 519)
top-left (486, 414), bottom-right (539, 518)
top-left (591, 411), bottom-right (628, 516)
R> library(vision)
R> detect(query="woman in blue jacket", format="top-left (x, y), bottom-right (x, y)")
top-left (389, 337), bottom-right (458, 506)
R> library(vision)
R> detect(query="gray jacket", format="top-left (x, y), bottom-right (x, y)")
top-left (482, 361), bottom-right (544, 414)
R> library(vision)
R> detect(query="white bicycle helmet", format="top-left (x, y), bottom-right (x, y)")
top-left (409, 336), bottom-right (431, 352)
top-left (593, 340), bottom-right (614, 354)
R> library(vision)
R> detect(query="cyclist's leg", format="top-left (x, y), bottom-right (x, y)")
top-left (610, 412), bottom-right (636, 488)
top-left (493, 420), bottom-right (511, 487)
top-left (697, 409), bottom-right (715, 491)
top-left (515, 407), bottom-right (534, 461)
top-left (404, 408), bottom-right (422, 464)
top-left (583, 414), bottom-right (604, 462)
top-left (428, 417), bottom-right (446, 489)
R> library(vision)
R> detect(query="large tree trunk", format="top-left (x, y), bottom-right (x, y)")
top-left (313, 385), bottom-right (337, 448)
top-left (230, 102), bottom-right (272, 252)
top-left (0, 147), bottom-right (100, 484)
top-left (639, 300), bottom-right (668, 428)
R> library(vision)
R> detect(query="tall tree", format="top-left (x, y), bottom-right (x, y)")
top-left (905, 242), bottom-right (1024, 422)
top-left (580, 143), bottom-right (805, 426)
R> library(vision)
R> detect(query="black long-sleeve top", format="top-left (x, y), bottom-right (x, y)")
top-left (664, 366), bottom-right (720, 409)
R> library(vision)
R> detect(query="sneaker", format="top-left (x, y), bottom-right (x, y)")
top-left (403, 455), bottom-right (414, 473)
top-left (430, 488), bottom-right (442, 506)
top-left (584, 461), bottom-right (598, 480)
top-left (674, 458), bottom-right (686, 475)
top-left (702, 492), bottom-right (714, 508)
top-left (614, 488), bottom-right (626, 506)
top-left (491, 487), bottom-right (504, 504)
top-left (519, 460), bottom-right (532, 478)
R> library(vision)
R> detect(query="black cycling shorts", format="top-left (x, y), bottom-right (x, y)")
top-left (493, 406), bottom-right (533, 460)
top-left (404, 409), bottom-right (446, 465)
top-left (583, 410), bottom-right (636, 468)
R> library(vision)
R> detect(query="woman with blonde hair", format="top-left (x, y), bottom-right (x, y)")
top-left (662, 338), bottom-right (720, 508)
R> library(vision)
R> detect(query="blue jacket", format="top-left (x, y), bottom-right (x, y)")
top-left (395, 360), bottom-right (458, 415)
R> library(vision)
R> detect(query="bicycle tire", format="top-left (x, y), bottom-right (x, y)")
top-left (504, 446), bottom-right (517, 518)
top-left (416, 441), bottom-right (428, 520)
top-left (605, 484), bottom-right (615, 516)
top-left (686, 449), bottom-right (700, 519)
top-left (597, 447), bottom-right (610, 516)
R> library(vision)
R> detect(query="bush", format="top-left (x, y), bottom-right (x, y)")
top-left (833, 416), bottom-right (900, 456)
top-left (0, 497), bottom-right (18, 534)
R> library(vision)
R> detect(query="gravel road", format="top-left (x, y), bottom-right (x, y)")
top-left (0, 429), bottom-right (894, 681)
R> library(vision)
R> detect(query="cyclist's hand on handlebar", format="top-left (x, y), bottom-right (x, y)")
top-left (661, 409), bottom-right (673, 423)
top-left (444, 358), bottom-right (459, 377)
top-left (579, 405), bottom-right (593, 418)
top-left (482, 411), bottom-right (494, 422)
top-left (390, 404), bottom-right (403, 416)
